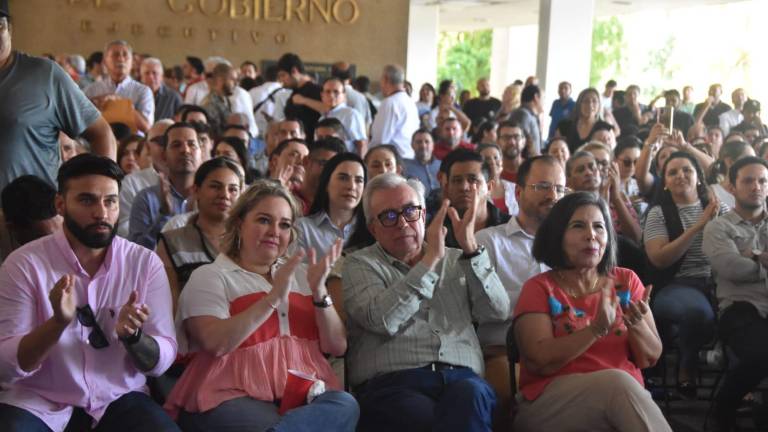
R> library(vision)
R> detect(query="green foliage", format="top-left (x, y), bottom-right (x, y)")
top-left (643, 36), bottom-right (678, 98)
top-left (437, 29), bottom-right (492, 95)
top-left (590, 17), bottom-right (626, 88)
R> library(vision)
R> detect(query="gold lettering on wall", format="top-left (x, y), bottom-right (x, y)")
top-left (263, 0), bottom-right (283, 22)
top-left (131, 23), bottom-right (144, 36)
top-left (229, 0), bottom-right (251, 18)
top-left (286, 0), bottom-right (307, 22)
top-left (250, 30), bottom-right (262, 43)
top-left (157, 25), bottom-right (172, 38)
top-left (309, 0), bottom-right (331, 23)
top-left (332, 0), bottom-right (359, 24)
top-left (183, 27), bottom-right (195, 38)
top-left (198, 0), bottom-right (227, 16)
top-left (231, 29), bottom-right (238, 42)
top-left (208, 28), bottom-right (218, 41)
top-left (167, 0), bottom-right (194, 13)
top-left (160, 0), bottom-right (361, 23)
top-left (274, 33), bottom-right (286, 44)
top-left (106, 21), bottom-right (119, 34)
top-left (80, 19), bottom-right (94, 33)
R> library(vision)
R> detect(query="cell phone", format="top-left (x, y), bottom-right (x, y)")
top-left (668, 106), bottom-right (674, 131)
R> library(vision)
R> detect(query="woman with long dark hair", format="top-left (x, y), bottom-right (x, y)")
top-left (643, 151), bottom-right (727, 398)
top-left (295, 153), bottom-right (367, 257)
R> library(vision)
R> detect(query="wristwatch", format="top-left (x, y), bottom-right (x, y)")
top-left (313, 294), bottom-right (333, 309)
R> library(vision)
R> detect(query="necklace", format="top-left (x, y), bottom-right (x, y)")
top-left (556, 270), bottom-right (600, 298)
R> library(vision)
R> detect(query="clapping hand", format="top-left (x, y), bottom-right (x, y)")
top-left (49, 275), bottom-right (76, 325)
top-left (423, 199), bottom-right (449, 269)
top-left (622, 285), bottom-right (652, 330)
top-left (116, 290), bottom-right (151, 339)
top-left (306, 239), bottom-right (342, 295)
top-left (447, 184), bottom-right (479, 255)
top-left (269, 250), bottom-right (304, 307)
top-left (591, 278), bottom-right (618, 337)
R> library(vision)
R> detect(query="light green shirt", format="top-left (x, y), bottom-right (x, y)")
top-left (703, 210), bottom-right (768, 318)
top-left (342, 243), bottom-right (509, 387)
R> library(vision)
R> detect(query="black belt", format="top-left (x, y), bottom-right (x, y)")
top-left (421, 361), bottom-right (464, 372)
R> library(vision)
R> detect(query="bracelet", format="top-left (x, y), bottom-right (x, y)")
top-left (119, 328), bottom-right (142, 346)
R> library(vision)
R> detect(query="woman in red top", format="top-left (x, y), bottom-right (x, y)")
top-left (512, 191), bottom-right (669, 431)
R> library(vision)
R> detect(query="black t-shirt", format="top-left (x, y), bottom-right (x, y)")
top-left (612, 104), bottom-right (648, 133)
top-left (693, 101), bottom-right (731, 127)
top-left (463, 97), bottom-right (502, 128)
top-left (284, 81), bottom-right (322, 143)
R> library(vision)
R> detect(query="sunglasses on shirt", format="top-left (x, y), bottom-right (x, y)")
top-left (76, 304), bottom-right (110, 349)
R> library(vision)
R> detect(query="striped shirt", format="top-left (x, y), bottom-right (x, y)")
top-left (342, 243), bottom-right (509, 386)
top-left (644, 201), bottom-right (727, 278)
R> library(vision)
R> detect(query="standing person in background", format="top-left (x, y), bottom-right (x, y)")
top-left (548, 81), bottom-right (576, 140)
top-left (275, 53), bottom-right (322, 144)
top-left (496, 83), bottom-right (522, 122)
top-left (463, 78), bottom-right (501, 133)
top-left (331, 61), bottom-right (372, 127)
top-left (680, 85), bottom-right (696, 115)
top-left (85, 40), bottom-right (154, 134)
top-left (0, 1), bottom-right (115, 196)
top-left (601, 79), bottom-right (617, 111)
top-left (369, 64), bottom-right (419, 160)
top-left (694, 84), bottom-right (732, 128)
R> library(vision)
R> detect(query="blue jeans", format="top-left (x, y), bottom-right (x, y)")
top-left (177, 391), bottom-right (359, 432)
top-left (0, 391), bottom-right (180, 432)
top-left (651, 279), bottom-right (715, 373)
top-left (356, 366), bottom-right (496, 432)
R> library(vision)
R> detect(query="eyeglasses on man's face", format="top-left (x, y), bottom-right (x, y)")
top-left (376, 205), bottom-right (423, 227)
top-left (525, 182), bottom-right (569, 195)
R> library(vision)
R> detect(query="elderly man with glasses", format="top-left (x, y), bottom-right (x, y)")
top-left (342, 173), bottom-right (509, 432)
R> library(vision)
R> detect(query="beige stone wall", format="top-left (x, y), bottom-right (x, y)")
top-left (8, 0), bottom-right (409, 77)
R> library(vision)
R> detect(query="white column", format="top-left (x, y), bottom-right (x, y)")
top-left (490, 25), bottom-right (539, 98)
top-left (536, 0), bottom-right (595, 97)
top-left (406, 4), bottom-right (439, 92)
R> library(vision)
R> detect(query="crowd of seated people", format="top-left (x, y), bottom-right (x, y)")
top-left (3, 16), bottom-right (768, 430)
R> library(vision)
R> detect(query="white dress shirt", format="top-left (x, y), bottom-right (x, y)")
top-left (118, 167), bottom-right (159, 238)
top-left (475, 216), bottom-right (548, 346)
top-left (84, 76), bottom-right (154, 125)
top-left (320, 104), bottom-right (367, 153)
top-left (370, 91), bottom-right (419, 160)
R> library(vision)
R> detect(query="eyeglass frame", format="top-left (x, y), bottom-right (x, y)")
top-left (374, 204), bottom-right (423, 227)
top-left (524, 182), bottom-right (570, 195)
top-left (76, 304), bottom-right (110, 349)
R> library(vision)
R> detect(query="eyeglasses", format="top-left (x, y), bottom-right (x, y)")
top-left (526, 182), bottom-right (570, 195)
top-left (499, 133), bottom-right (524, 141)
top-left (76, 305), bottom-right (110, 349)
top-left (376, 205), bottom-right (423, 227)
top-left (619, 158), bottom-right (638, 168)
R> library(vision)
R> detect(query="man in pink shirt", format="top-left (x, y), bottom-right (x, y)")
top-left (0, 154), bottom-right (179, 431)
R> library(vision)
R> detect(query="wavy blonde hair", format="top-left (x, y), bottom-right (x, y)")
top-left (221, 179), bottom-right (301, 260)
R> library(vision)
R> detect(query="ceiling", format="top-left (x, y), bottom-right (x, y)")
top-left (411, 0), bottom-right (746, 31)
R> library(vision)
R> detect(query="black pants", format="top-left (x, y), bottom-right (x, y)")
top-left (715, 302), bottom-right (768, 427)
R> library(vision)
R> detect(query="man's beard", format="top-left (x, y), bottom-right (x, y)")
top-left (503, 144), bottom-right (520, 160)
top-left (64, 213), bottom-right (117, 249)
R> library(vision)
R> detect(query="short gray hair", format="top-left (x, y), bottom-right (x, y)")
top-left (363, 173), bottom-right (425, 223)
top-left (104, 40), bottom-right (132, 55)
top-left (205, 56), bottom-right (231, 74)
top-left (67, 55), bottom-right (85, 75)
top-left (565, 150), bottom-right (595, 178)
top-left (141, 57), bottom-right (163, 70)
top-left (382, 64), bottom-right (405, 86)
